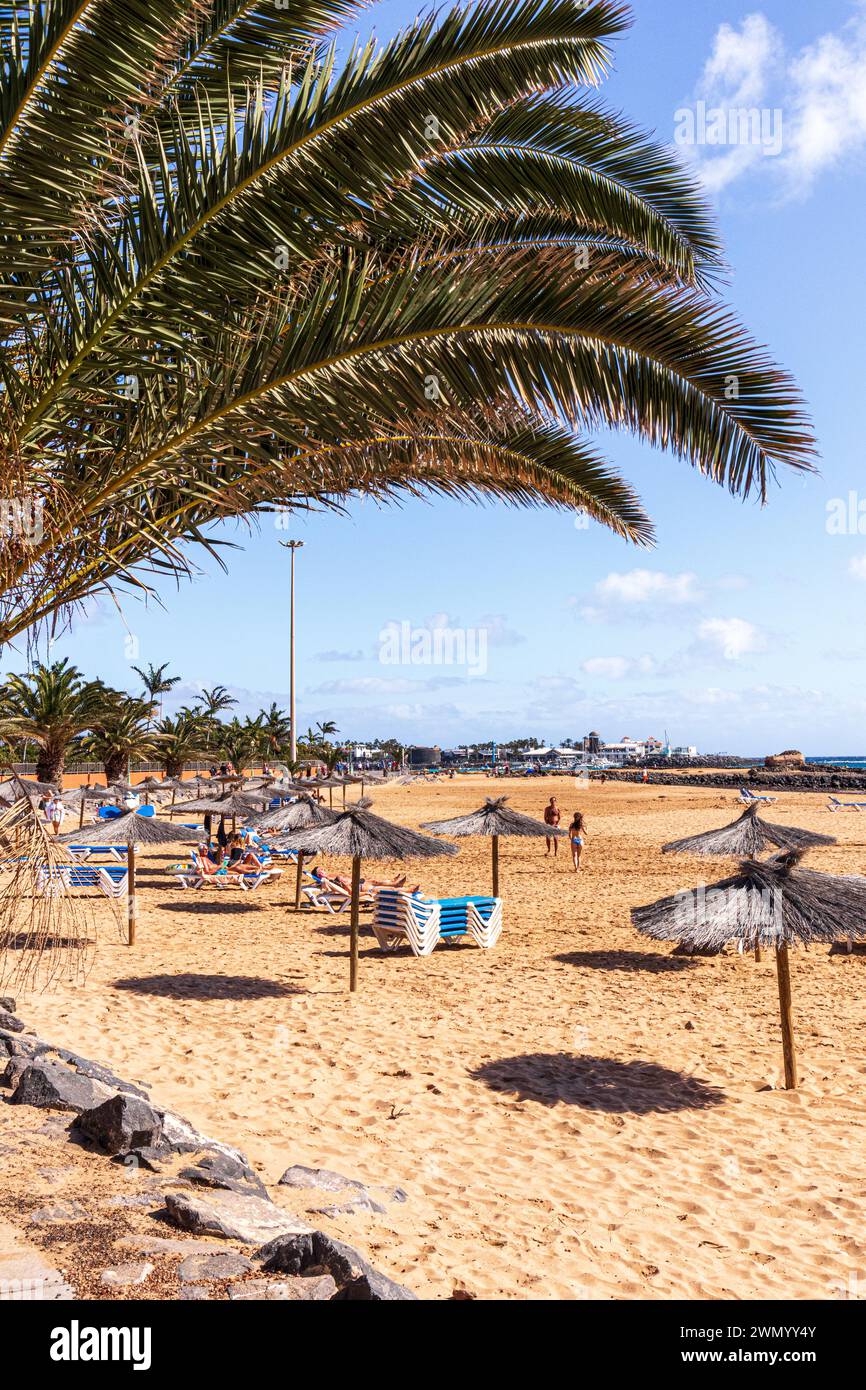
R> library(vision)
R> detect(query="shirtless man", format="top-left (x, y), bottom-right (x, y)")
top-left (543, 796), bottom-right (561, 855)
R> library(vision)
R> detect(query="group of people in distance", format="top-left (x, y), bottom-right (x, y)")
top-left (543, 796), bottom-right (587, 871)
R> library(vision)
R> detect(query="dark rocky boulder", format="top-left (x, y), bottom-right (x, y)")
top-left (74, 1094), bottom-right (164, 1154)
top-left (257, 1229), bottom-right (417, 1301)
top-left (12, 1061), bottom-right (114, 1114)
top-left (0, 1028), bottom-right (41, 1059)
top-left (0, 1008), bottom-right (23, 1033)
top-left (163, 1189), bottom-right (312, 1246)
top-left (177, 1151), bottom-right (267, 1199)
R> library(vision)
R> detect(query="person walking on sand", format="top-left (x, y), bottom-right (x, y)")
top-left (543, 796), bottom-right (561, 855)
top-left (568, 811), bottom-right (587, 871)
top-left (45, 794), bottom-right (65, 837)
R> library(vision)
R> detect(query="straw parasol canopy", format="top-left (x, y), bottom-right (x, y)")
top-left (273, 798), bottom-right (457, 991)
top-left (0, 776), bottom-right (57, 799)
top-left (631, 848), bottom-right (866, 1088)
top-left (662, 801), bottom-right (837, 961)
top-left (262, 796), bottom-right (339, 908)
top-left (311, 774), bottom-right (346, 809)
top-left (62, 783), bottom-right (116, 829)
top-left (662, 802), bottom-right (837, 858)
top-left (167, 791), bottom-right (270, 829)
top-left (59, 812), bottom-right (198, 945)
top-left (258, 795), bottom-right (337, 834)
top-left (422, 795), bottom-right (564, 895)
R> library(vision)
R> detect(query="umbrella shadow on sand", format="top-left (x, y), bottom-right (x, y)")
top-left (157, 899), bottom-right (264, 915)
top-left (555, 949), bottom-right (699, 974)
top-left (471, 1054), bottom-right (725, 1113)
top-left (112, 973), bottom-right (304, 1000)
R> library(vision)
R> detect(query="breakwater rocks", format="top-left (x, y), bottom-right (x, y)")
top-left (592, 769), bottom-right (866, 793)
top-left (1, 1003), bottom-right (416, 1301)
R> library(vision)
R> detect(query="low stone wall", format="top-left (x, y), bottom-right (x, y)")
top-left (591, 769), bottom-right (866, 793)
top-left (1, 1001), bottom-right (416, 1301)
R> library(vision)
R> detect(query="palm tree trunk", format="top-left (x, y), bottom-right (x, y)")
top-left (36, 743), bottom-right (65, 785)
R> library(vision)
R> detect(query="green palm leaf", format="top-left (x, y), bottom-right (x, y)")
top-left (0, 0), bottom-right (815, 651)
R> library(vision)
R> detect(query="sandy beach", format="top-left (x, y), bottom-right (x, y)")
top-left (8, 776), bottom-right (866, 1300)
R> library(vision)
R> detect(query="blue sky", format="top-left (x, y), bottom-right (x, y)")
top-left (9, 0), bottom-right (866, 754)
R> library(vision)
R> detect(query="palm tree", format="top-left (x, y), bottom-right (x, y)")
top-left (80, 699), bottom-right (160, 785)
top-left (198, 687), bottom-right (237, 720)
top-left (0, 1), bottom-right (814, 650)
top-left (152, 712), bottom-right (208, 781)
top-left (260, 703), bottom-right (292, 755)
top-left (131, 662), bottom-right (181, 721)
top-left (0, 660), bottom-right (112, 782)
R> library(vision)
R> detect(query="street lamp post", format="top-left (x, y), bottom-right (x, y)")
top-left (279, 540), bottom-right (304, 763)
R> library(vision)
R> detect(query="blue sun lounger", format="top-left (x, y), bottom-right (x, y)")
top-left (66, 844), bottom-right (127, 863)
top-left (37, 864), bottom-right (129, 897)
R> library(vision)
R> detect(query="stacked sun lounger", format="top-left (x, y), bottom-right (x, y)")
top-left (372, 890), bottom-right (503, 956)
top-left (828, 796), bottom-right (866, 812)
top-left (37, 864), bottom-right (129, 897)
top-left (739, 788), bottom-right (777, 805)
top-left (65, 844), bottom-right (127, 862)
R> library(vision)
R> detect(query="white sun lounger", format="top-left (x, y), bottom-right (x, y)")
top-left (828, 796), bottom-right (866, 812)
top-left (37, 865), bottom-right (128, 897)
top-left (372, 890), bottom-right (503, 956)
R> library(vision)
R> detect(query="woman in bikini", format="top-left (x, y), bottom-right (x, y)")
top-left (568, 811), bottom-right (587, 872)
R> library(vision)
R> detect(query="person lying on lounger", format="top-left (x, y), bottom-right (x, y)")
top-left (227, 833), bottom-right (266, 872)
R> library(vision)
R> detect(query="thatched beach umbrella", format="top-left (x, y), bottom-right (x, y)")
top-left (60, 812), bottom-right (197, 945)
top-left (264, 796), bottom-right (339, 907)
top-left (632, 848), bottom-right (866, 1089)
top-left (422, 796), bottom-right (564, 895)
top-left (133, 775), bottom-right (169, 806)
top-left (167, 790), bottom-right (269, 833)
top-left (0, 776), bottom-right (57, 799)
top-left (663, 802), bottom-right (837, 857)
top-left (62, 783), bottom-right (115, 829)
top-left (312, 775), bottom-right (344, 810)
top-left (663, 802), bottom-right (837, 960)
top-left (271, 798), bottom-right (457, 991)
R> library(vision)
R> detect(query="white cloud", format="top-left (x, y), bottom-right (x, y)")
top-left (581, 655), bottom-right (657, 680)
top-left (477, 613), bottom-right (525, 648)
top-left (785, 10), bottom-right (866, 189)
top-left (848, 555), bottom-right (866, 580)
top-left (686, 5), bottom-right (866, 195)
top-left (702, 13), bottom-right (782, 106)
top-left (575, 568), bottom-right (703, 622)
top-left (310, 675), bottom-right (480, 695)
top-left (697, 617), bottom-right (766, 661)
top-left (315, 648), bottom-right (365, 662)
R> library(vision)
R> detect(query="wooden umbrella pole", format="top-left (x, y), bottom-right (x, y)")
top-left (491, 835), bottom-right (499, 898)
top-left (775, 942), bottom-right (798, 1089)
top-left (329, 788), bottom-right (333, 809)
top-left (349, 855), bottom-right (362, 993)
top-left (127, 844), bottom-right (137, 947)
top-left (755, 943), bottom-right (762, 962)
top-left (294, 850), bottom-right (305, 910)
top-left (79, 797), bottom-right (86, 830)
